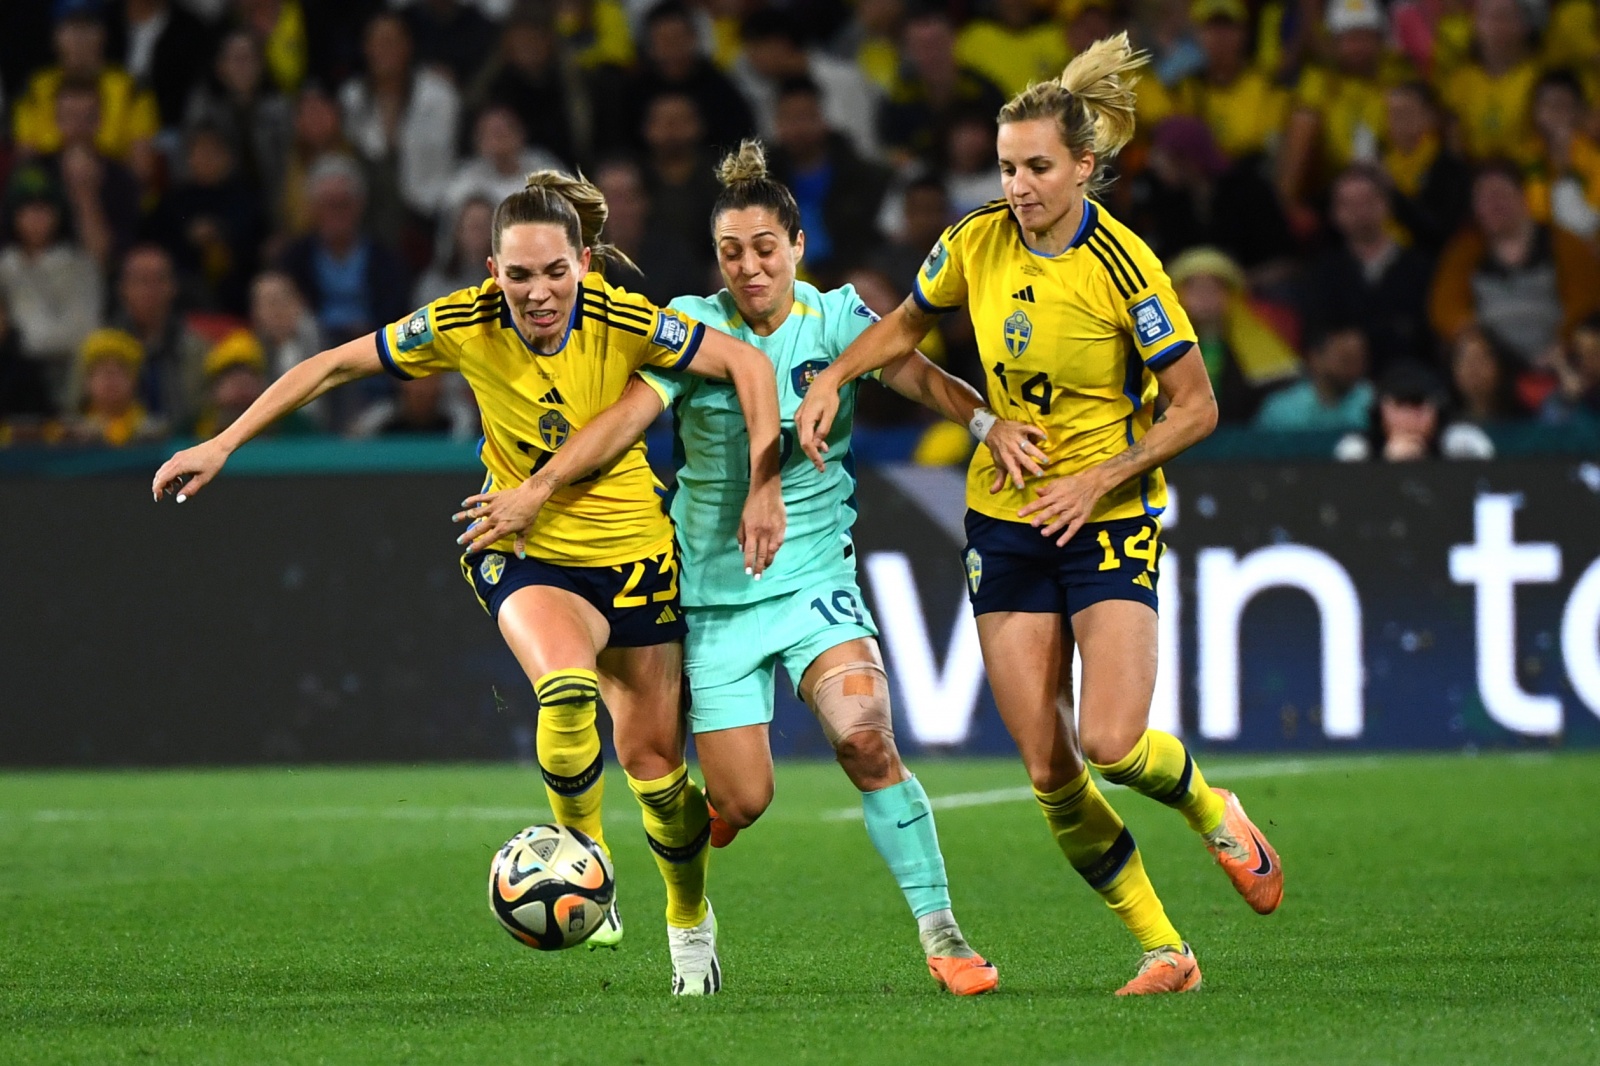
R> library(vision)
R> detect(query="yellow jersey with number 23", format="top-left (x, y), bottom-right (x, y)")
top-left (914, 198), bottom-right (1196, 525)
top-left (378, 272), bottom-right (705, 566)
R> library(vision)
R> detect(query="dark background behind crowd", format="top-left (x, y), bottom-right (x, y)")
top-left (0, 0), bottom-right (1598, 464)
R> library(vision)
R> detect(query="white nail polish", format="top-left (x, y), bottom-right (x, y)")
top-left (176, 494), bottom-right (187, 502)
top-left (745, 567), bottom-right (753, 575)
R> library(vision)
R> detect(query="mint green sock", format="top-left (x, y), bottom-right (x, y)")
top-left (861, 775), bottom-right (952, 919)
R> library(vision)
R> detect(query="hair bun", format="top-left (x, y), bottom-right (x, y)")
top-left (716, 140), bottom-right (770, 187)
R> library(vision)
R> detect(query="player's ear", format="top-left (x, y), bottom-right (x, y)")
top-left (578, 246), bottom-right (592, 276)
top-left (484, 255), bottom-right (496, 280)
top-left (792, 229), bottom-right (805, 266)
top-left (1075, 150), bottom-right (1095, 188)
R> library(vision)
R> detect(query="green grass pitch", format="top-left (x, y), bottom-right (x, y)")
top-left (3, 753), bottom-right (1597, 1065)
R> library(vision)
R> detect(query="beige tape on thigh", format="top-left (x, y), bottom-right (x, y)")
top-left (805, 661), bottom-right (893, 747)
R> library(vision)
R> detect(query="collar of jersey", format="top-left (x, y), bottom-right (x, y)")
top-left (1016, 199), bottom-right (1098, 259)
top-left (500, 298), bottom-right (579, 356)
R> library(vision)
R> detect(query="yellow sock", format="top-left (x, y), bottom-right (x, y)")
top-left (1035, 769), bottom-right (1182, 952)
top-left (627, 764), bottom-right (711, 928)
top-left (534, 669), bottom-right (609, 859)
top-left (1093, 730), bottom-right (1226, 836)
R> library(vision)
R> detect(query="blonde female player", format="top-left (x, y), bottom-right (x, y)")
top-left (152, 172), bottom-right (786, 997)
top-left (459, 142), bottom-right (1053, 997)
top-left (794, 35), bottom-right (1285, 995)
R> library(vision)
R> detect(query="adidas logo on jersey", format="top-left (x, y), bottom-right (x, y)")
top-left (656, 605), bottom-right (678, 624)
top-left (1012, 286), bottom-right (1036, 303)
top-left (538, 387), bottom-right (565, 405)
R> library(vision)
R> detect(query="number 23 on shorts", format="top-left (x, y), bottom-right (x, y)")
top-left (612, 550), bottom-right (680, 608)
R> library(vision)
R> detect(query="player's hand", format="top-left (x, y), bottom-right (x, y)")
top-left (738, 478), bottom-right (786, 578)
top-left (454, 482), bottom-right (553, 557)
top-left (151, 439), bottom-right (231, 502)
top-left (794, 376), bottom-right (841, 472)
top-left (986, 420), bottom-right (1050, 492)
top-left (1016, 472), bottom-right (1106, 546)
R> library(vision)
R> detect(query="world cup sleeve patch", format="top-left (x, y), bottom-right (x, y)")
top-left (923, 240), bottom-right (948, 280)
top-left (397, 308), bottom-right (433, 352)
top-left (1131, 296), bottom-right (1174, 347)
top-left (652, 312), bottom-right (690, 352)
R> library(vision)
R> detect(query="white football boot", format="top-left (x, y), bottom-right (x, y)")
top-left (667, 899), bottom-right (721, 996)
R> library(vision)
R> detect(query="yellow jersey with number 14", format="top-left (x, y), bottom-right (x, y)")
top-left (377, 271), bottom-right (705, 567)
top-left (913, 199), bottom-right (1196, 525)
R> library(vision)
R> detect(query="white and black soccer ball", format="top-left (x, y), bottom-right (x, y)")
top-left (488, 824), bottom-right (615, 951)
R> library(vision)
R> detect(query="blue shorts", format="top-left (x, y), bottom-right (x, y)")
top-left (962, 511), bottom-right (1161, 619)
top-left (461, 545), bottom-right (688, 647)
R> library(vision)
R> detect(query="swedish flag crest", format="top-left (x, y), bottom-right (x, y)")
top-left (538, 409), bottom-right (571, 450)
top-left (964, 548), bottom-right (982, 595)
top-left (480, 553), bottom-right (506, 585)
top-left (1003, 310), bottom-right (1032, 358)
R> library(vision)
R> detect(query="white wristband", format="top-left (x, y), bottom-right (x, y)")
top-left (968, 407), bottom-right (998, 442)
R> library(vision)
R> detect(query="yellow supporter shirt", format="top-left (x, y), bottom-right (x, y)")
top-left (1439, 60), bottom-right (1541, 162)
top-left (1294, 58), bottom-right (1415, 170)
top-left (954, 20), bottom-right (1069, 97)
top-left (1165, 69), bottom-right (1290, 160)
top-left (377, 273), bottom-right (705, 567)
top-left (913, 200), bottom-right (1197, 524)
top-left (12, 67), bottom-right (158, 160)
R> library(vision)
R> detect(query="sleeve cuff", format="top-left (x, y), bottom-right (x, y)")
top-left (911, 278), bottom-right (959, 315)
top-left (1144, 339), bottom-right (1194, 371)
top-left (670, 322), bottom-right (704, 370)
top-left (637, 370), bottom-right (674, 408)
top-left (374, 328), bottom-right (413, 380)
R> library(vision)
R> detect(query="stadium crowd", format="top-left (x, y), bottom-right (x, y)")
top-left (0, 0), bottom-right (1598, 460)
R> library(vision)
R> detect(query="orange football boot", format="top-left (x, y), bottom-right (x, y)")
top-left (705, 800), bottom-right (738, 849)
top-left (1115, 943), bottom-right (1201, 996)
top-left (1206, 788), bottom-right (1284, 915)
top-left (928, 955), bottom-right (999, 996)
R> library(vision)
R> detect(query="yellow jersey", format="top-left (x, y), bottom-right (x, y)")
top-left (1145, 70), bottom-right (1290, 161)
top-left (1438, 60), bottom-right (1541, 162)
top-left (378, 272), bottom-right (705, 567)
top-left (913, 200), bottom-right (1196, 525)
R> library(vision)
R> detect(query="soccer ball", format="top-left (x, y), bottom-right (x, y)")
top-left (488, 824), bottom-right (615, 951)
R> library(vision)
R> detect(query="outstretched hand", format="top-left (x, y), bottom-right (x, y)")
top-left (151, 440), bottom-right (231, 502)
top-left (793, 378), bottom-right (841, 472)
top-left (452, 483), bottom-right (553, 557)
top-left (738, 478), bottom-right (786, 578)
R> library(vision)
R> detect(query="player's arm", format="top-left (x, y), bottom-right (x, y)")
top-left (878, 352), bottom-right (1049, 490)
top-left (794, 296), bottom-right (941, 469)
top-left (677, 328), bottom-right (786, 577)
top-left (151, 333), bottom-right (384, 502)
top-left (456, 376), bottom-right (666, 557)
top-left (1017, 345), bottom-right (1217, 544)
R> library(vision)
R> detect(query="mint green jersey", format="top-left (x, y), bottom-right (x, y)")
top-left (639, 281), bottom-right (880, 607)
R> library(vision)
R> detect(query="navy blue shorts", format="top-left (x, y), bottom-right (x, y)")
top-left (461, 545), bottom-right (688, 647)
top-left (962, 511), bottom-right (1161, 618)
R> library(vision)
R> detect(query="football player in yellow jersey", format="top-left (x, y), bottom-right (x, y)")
top-left (796, 34), bottom-right (1286, 996)
top-left (152, 172), bottom-right (786, 997)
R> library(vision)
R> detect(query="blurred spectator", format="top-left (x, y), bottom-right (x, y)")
top-left (1438, 0), bottom-right (1540, 162)
top-left (734, 10), bottom-right (880, 161)
top-left (251, 270), bottom-right (322, 380)
top-left (110, 244), bottom-right (208, 426)
top-left (870, 174), bottom-right (950, 294)
top-left (143, 123), bottom-right (265, 315)
top-left (279, 83), bottom-right (354, 237)
top-left (1300, 164), bottom-right (1434, 375)
top-left (878, 9), bottom-right (1006, 169)
top-left (416, 196), bottom-right (495, 305)
top-left (639, 92), bottom-right (721, 271)
top-left (1254, 324), bottom-right (1375, 432)
top-left (1541, 0), bottom-right (1600, 72)
top-left (184, 29), bottom-right (294, 209)
top-left (1169, 246), bottom-right (1301, 423)
top-left (39, 77), bottom-right (141, 267)
top-left (556, 0), bottom-right (636, 73)
top-left (59, 328), bottom-right (168, 446)
top-left (1429, 162), bottom-right (1600, 367)
top-left (954, 0), bottom-right (1066, 98)
top-left (348, 373), bottom-right (477, 439)
top-left (1278, 0), bottom-right (1408, 236)
top-left (830, 0), bottom-right (904, 94)
top-left (11, 1), bottom-right (159, 167)
top-left (277, 156), bottom-right (411, 344)
top-left (769, 77), bottom-right (891, 281)
top-left (1524, 69), bottom-right (1600, 244)
top-left (109, 0), bottom-right (213, 128)
top-left (1335, 359), bottom-right (1495, 460)
top-left (0, 290), bottom-right (57, 425)
top-left (1447, 324), bottom-right (1523, 426)
top-left (1138, 0), bottom-right (1205, 87)
top-left (943, 109), bottom-right (1002, 217)
top-left (0, 165), bottom-right (103, 412)
top-left (239, 0), bottom-right (308, 96)
top-left (617, 2), bottom-right (755, 156)
top-left (406, 0), bottom-right (498, 90)
top-left (192, 328), bottom-right (316, 439)
top-left (1130, 115), bottom-right (1293, 268)
top-left (440, 105), bottom-right (563, 246)
top-left (1542, 311), bottom-right (1600, 426)
top-left (470, 6), bottom-right (588, 169)
top-left (1380, 80), bottom-right (1471, 252)
top-left (340, 10), bottom-right (461, 224)
top-left (592, 158), bottom-right (705, 304)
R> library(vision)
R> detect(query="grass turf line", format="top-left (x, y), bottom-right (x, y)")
top-left (1, 754), bottom-right (1596, 1065)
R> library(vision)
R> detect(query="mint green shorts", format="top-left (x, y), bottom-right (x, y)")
top-left (684, 575), bottom-right (879, 735)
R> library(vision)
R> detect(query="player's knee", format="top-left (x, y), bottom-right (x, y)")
top-left (614, 740), bottom-right (678, 784)
top-left (834, 728), bottom-right (900, 791)
top-left (1079, 723), bottom-right (1144, 769)
top-left (715, 784), bottom-right (773, 829)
